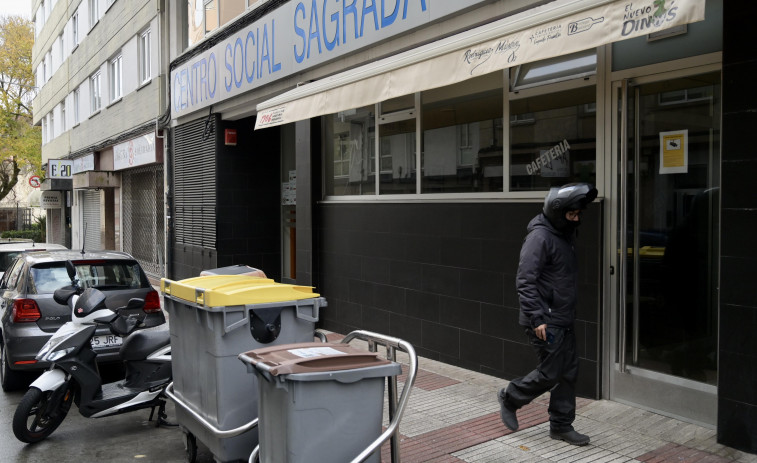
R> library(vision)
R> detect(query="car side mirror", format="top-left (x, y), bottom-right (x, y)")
top-left (54, 285), bottom-right (77, 305)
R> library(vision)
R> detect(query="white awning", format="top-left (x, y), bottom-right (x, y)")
top-left (255, 0), bottom-right (705, 129)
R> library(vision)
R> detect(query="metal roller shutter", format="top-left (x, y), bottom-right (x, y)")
top-left (80, 190), bottom-right (101, 250)
top-left (123, 165), bottom-right (164, 276)
top-left (173, 116), bottom-right (216, 248)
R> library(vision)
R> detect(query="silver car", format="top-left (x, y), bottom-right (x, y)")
top-left (0, 250), bottom-right (166, 391)
top-left (0, 241), bottom-right (68, 279)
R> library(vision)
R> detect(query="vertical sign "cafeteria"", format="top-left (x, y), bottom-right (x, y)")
top-left (171, 0), bottom-right (489, 118)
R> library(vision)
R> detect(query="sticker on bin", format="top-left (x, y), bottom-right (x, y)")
top-left (287, 347), bottom-right (347, 358)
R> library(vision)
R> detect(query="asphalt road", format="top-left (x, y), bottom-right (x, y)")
top-left (0, 367), bottom-right (221, 463)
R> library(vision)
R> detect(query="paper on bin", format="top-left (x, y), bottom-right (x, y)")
top-left (287, 347), bottom-right (347, 358)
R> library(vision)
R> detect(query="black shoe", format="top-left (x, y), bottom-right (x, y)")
top-left (497, 389), bottom-right (519, 431)
top-left (549, 429), bottom-right (590, 446)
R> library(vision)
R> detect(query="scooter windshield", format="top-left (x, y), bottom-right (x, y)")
top-left (74, 288), bottom-right (107, 318)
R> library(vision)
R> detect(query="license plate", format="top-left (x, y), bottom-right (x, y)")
top-left (91, 335), bottom-right (123, 349)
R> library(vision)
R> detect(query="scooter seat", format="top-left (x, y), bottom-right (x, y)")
top-left (119, 329), bottom-right (170, 361)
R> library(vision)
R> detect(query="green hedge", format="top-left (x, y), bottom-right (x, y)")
top-left (1, 230), bottom-right (45, 242)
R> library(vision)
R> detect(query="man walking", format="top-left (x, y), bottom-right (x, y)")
top-left (498, 183), bottom-right (597, 446)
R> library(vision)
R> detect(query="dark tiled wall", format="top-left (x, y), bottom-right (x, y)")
top-left (717, 1), bottom-right (757, 453)
top-left (215, 118), bottom-right (282, 281)
top-left (170, 118), bottom-right (282, 281)
top-left (314, 201), bottom-right (603, 398)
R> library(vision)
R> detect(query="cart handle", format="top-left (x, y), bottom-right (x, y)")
top-left (340, 330), bottom-right (417, 463)
top-left (165, 382), bottom-right (258, 438)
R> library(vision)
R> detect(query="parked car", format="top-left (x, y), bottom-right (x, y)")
top-left (0, 241), bottom-right (68, 279)
top-left (0, 250), bottom-right (166, 391)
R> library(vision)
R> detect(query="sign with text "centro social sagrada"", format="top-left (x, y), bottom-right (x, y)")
top-left (170, 0), bottom-right (488, 118)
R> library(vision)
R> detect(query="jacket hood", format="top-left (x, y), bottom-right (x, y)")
top-left (527, 212), bottom-right (561, 235)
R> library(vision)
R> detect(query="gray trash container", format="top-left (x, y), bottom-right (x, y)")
top-left (240, 342), bottom-right (402, 463)
top-left (161, 275), bottom-right (326, 462)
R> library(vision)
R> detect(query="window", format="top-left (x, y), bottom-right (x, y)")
top-left (323, 53), bottom-right (598, 198)
top-left (58, 33), bottom-right (64, 65)
top-left (377, 95), bottom-right (416, 195)
top-left (188, 0), bottom-right (247, 47)
top-left (110, 54), bottom-right (122, 101)
top-left (61, 101), bottom-right (66, 132)
top-left (324, 106), bottom-right (376, 196)
top-left (72, 12), bottom-right (79, 45)
top-left (42, 59), bottom-right (47, 84)
top-left (139, 29), bottom-right (151, 84)
top-left (421, 72), bottom-right (503, 193)
top-left (73, 88), bottom-right (81, 124)
top-left (50, 112), bottom-right (55, 140)
top-left (41, 119), bottom-right (46, 144)
top-left (90, 71), bottom-right (101, 113)
top-left (510, 49), bottom-right (596, 92)
top-left (89, 0), bottom-right (99, 29)
top-left (508, 85), bottom-right (596, 191)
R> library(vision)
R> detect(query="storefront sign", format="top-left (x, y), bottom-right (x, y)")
top-left (255, 0), bottom-right (706, 129)
top-left (114, 135), bottom-right (156, 170)
top-left (40, 191), bottom-right (63, 209)
top-left (48, 159), bottom-right (73, 179)
top-left (170, 0), bottom-right (489, 118)
top-left (73, 153), bottom-right (95, 174)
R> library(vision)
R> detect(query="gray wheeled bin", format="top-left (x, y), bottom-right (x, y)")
top-left (161, 275), bottom-right (326, 462)
top-left (240, 342), bottom-right (402, 463)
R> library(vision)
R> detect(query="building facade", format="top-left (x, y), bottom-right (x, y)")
top-left (164, 0), bottom-right (754, 453)
top-left (31, 0), bottom-right (168, 279)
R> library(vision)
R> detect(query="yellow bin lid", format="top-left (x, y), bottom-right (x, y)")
top-left (161, 275), bottom-right (319, 307)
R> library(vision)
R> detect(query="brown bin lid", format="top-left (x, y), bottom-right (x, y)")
top-left (242, 342), bottom-right (391, 376)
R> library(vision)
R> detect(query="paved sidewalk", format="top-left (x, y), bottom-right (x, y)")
top-left (323, 332), bottom-right (756, 463)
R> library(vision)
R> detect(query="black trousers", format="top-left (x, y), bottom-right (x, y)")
top-left (504, 326), bottom-right (578, 432)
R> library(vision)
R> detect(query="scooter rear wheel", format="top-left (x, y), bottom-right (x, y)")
top-left (13, 386), bottom-right (73, 444)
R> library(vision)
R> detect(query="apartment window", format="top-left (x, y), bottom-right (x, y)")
top-left (72, 12), bottom-right (79, 45)
top-left (61, 101), bottom-right (66, 132)
top-left (41, 119), bottom-right (46, 144)
top-left (110, 54), bottom-right (122, 102)
top-left (73, 88), bottom-right (80, 124)
top-left (90, 71), bottom-right (101, 113)
top-left (58, 34), bottom-right (64, 65)
top-left (139, 29), bottom-right (151, 84)
top-left (89, 0), bottom-right (99, 29)
top-left (188, 0), bottom-right (247, 47)
top-left (42, 60), bottom-right (47, 84)
top-left (50, 112), bottom-right (55, 140)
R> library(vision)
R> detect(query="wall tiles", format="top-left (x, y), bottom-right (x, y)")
top-left (717, 398), bottom-right (757, 454)
top-left (316, 202), bottom-right (602, 397)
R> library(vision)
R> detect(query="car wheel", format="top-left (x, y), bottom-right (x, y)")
top-left (13, 386), bottom-right (73, 443)
top-left (1, 344), bottom-right (26, 392)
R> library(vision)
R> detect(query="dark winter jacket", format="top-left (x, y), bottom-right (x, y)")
top-left (516, 213), bottom-right (578, 329)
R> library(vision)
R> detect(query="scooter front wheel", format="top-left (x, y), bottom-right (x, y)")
top-left (13, 386), bottom-right (73, 443)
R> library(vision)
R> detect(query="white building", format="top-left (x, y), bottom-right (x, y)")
top-left (31, 0), bottom-right (168, 278)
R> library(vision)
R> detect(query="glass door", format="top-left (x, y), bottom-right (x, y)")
top-left (610, 70), bottom-right (720, 425)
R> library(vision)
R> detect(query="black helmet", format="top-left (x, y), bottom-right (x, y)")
top-left (543, 183), bottom-right (598, 232)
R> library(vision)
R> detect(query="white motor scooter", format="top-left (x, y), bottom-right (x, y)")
top-left (12, 260), bottom-right (172, 444)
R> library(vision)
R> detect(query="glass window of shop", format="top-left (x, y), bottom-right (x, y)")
top-left (422, 73), bottom-right (503, 193)
top-left (324, 105), bottom-right (376, 196)
top-left (379, 95), bottom-right (416, 195)
top-left (323, 52), bottom-right (596, 197)
top-left (509, 85), bottom-right (596, 191)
